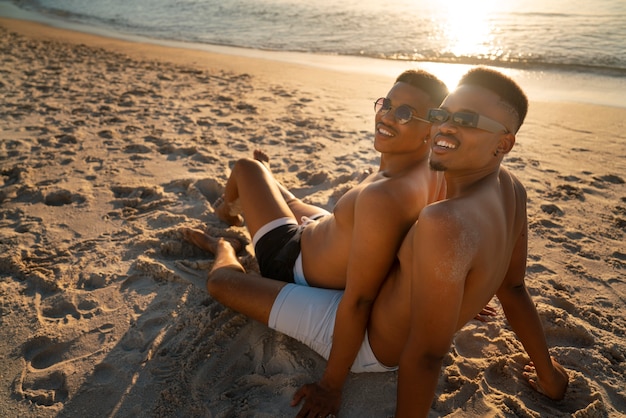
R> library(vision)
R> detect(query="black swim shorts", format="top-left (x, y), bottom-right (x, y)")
top-left (254, 224), bottom-right (303, 283)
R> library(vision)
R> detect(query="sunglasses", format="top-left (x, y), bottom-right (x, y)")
top-left (427, 108), bottom-right (509, 133)
top-left (374, 97), bottom-right (430, 125)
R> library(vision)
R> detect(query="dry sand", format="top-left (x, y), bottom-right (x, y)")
top-left (1, 18), bottom-right (625, 418)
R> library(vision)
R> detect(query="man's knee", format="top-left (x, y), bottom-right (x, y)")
top-left (233, 157), bottom-right (264, 177)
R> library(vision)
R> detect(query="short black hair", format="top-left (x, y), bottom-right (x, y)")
top-left (457, 67), bottom-right (528, 133)
top-left (395, 69), bottom-right (449, 107)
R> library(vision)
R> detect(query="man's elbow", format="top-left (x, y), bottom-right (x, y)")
top-left (497, 280), bottom-right (528, 302)
top-left (342, 294), bottom-right (375, 311)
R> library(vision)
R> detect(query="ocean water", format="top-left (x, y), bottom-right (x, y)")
top-left (6, 0), bottom-right (626, 75)
top-left (1, 0), bottom-right (625, 106)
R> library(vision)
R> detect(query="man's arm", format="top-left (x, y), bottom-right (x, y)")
top-left (292, 187), bottom-right (415, 416)
top-left (496, 220), bottom-right (568, 400)
top-left (396, 206), bottom-right (468, 418)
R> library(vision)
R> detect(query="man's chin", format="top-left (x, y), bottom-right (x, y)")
top-left (429, 160), bottom-right (447, 172)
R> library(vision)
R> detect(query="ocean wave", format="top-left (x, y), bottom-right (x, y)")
top-left (7, 0), bottom-right (626, 78)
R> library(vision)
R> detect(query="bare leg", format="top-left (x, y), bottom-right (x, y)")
top-left (253, 149), bottom-right (330, 222)
top-left (209, 238), bottom-right (246, 273)
top-left (207, 238), bottom-right (287, 325)
top-left (217, 157), bottom-right (295, 238)
top-left (253, 149), bottom-right (299, 202)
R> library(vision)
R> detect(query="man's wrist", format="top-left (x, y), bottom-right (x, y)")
top-left (319, 374), bottom-right (345, 392)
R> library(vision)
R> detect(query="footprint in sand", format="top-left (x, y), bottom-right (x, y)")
top-left (0, 165), bottom-right (31, 202)
top-left (611, 203), bottom-right (626, 232)
top-left (540, 203), bottom-right (564, 216)
top-left (453, 321), bottom-right (515, 360)
top-left (110, 184), bottom-right (172, 217)
top-left (21, 324), bottom-right (114, 370)
top-left (17, 369), bottom-right (69, 407)
top-left (54, 133), bottom-right (79, 146)
top-left (591, 174), bottom-right (624, 189)
top-left (44, 189), bottom-right (86, 206)
top-left (609, 250), bottom-right (626, 268)
top-left (17, 325), bottom-right (113, 406)
top-left (124, 143), bottom-right (152, 154)
top-left (119, 310), bottom-right (169, 352)
top-left (22, 335), bottom-right (78, 370)
top-left (36, 292), bottom-right (105, 322)
top-left (546, 183), bottom-right (586, 201)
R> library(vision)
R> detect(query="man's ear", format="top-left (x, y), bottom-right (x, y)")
top-left (498, 132), bottom-right (516, 154)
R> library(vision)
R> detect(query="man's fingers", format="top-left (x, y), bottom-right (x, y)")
top-left (291, 386), bottom-right (306, 406)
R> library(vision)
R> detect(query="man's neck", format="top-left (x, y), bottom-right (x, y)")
top-left (444, 167), bottom-right (500, 198)
top-left (379, 151), bottom-right (429, 177)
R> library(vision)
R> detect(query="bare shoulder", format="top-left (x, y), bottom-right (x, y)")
top-left (415, 199), bottom-right (466, 240)
top-left (499, 167), bottom-right (527, 200)
top-left (498, 167), bottom-right (528, 234)
top-left (363, 166), bottom-right (437, 202)
top-left (357, 173), bottom-right (414, 209)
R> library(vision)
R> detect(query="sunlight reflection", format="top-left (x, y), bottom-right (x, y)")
top-left (419, 63), bottom-right (471, 91)
top-left (433, 0), bottom-right (502, 60)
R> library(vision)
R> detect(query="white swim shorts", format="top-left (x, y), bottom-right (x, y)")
top-left (268, 283), bottom-right (397, 373)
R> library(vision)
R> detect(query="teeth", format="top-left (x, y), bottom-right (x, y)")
top-left (378, 127), bottom-right (393, 137)
top-left (436, 139), bottom-right (457, 149)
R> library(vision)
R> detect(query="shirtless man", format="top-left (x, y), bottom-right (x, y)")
top-left (186, 69), bottom-right (448, 291)
top-left (200, 67), bottom-right (569, 417)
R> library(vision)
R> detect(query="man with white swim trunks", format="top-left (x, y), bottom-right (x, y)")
top-left (202, 67), bottom-right (569, 417)
top-left (199, 69), bottom-right (448, 290)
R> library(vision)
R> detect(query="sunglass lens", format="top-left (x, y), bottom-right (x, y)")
top-left (428, 108), bottom-right (448, 123)
top-left (395, 105), bottom-right (413, 124)
top-left (374, 98), bottom-right (383, 112)
top-left (375, 98), bottom-right (391, 114)
top-left (452, 112), bottom-right (477, 128)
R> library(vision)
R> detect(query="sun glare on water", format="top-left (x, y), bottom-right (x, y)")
top-left (425, 0), bottom-right (508, 88)
top-left (434, 0), bottom-right (503, 58)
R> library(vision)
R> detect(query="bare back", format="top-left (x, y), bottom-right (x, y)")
top-left (368, 167), bottom-right (527, 366)
top-left (299, 159), bottom-right (445, 289)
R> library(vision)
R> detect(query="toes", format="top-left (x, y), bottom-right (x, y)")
top-left (212, 195), bottom-right (224, 209)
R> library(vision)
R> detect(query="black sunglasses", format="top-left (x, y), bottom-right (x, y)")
top-left (427, 108), bottom-right (509, 133)
top-left (374, 97), bottom-right (430, 125)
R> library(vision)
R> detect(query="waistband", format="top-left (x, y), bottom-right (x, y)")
top-left (252, 217), bottom-right (298, 248)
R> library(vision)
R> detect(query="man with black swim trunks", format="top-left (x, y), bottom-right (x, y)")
top-left (185, 68), bottom-right (448, 415)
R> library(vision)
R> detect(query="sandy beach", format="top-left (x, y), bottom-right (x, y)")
top-left (1, 18), bottom-right (625, 418)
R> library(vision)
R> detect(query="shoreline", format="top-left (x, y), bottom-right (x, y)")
top-left (1, 13), bottom-right (625, 418)
top-left (1, 1), bottom-right (625, 109)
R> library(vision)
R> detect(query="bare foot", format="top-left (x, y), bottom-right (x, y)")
top-left (182, 227), bottom-right (245, 254)
top-left (210, 237), bottom-right (246, 273)
top-left (212, 196), bottom-right (244, 227)
top-left (523, 357), bottom-right (569, 400)
top-left (253, 149), bottom-right (270, 168)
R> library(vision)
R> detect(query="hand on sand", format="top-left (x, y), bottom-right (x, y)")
top-left (523, 357), bottom-right (569, 400)
top-left (474, 304), bottom-right (498, 322)
top-left (291, 381), bottom-right (341, 418)
top-left (212, 195), bottom-right (244, 227)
